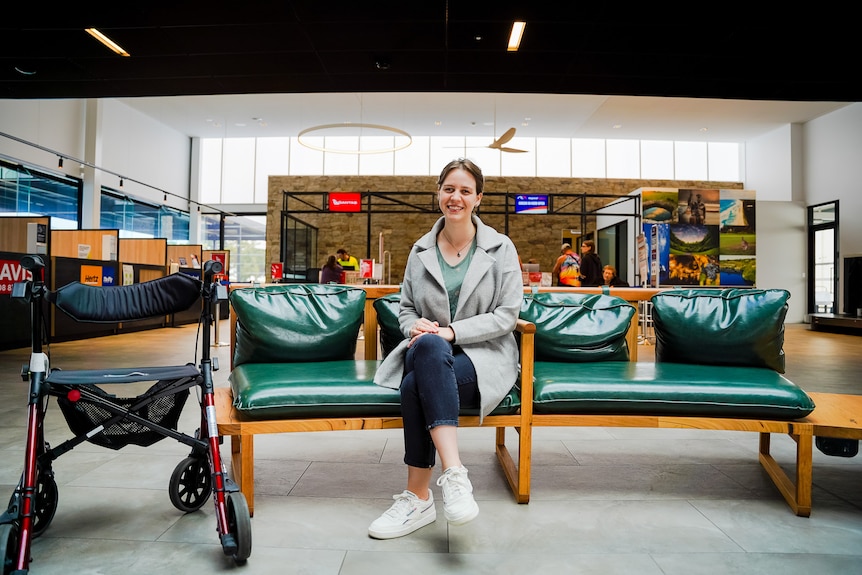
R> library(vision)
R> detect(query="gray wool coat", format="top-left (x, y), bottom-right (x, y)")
top-left (373, 215), bottom-right (523, 421)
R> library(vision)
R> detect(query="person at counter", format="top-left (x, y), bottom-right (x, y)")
top-left (336, 248), bottom-right (359, 270)
top-left (602, 265), bottom-right (629, 287)
top-left (320, 255), bottom-right (343, 284)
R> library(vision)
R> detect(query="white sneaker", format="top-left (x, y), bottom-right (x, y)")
top-left (436, 466), bottom-right (479, 525)
top-left (368, 490), bottom-right (437, 539)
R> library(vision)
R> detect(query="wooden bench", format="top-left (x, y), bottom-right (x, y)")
top-left (215, 285), bottom-right (855, 519)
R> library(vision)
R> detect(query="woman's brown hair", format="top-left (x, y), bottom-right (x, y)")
top-left (436, 158), bottom-right (484, 196)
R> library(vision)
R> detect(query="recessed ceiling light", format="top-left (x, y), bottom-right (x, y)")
top-left (507, 21), bottom-right (526, 51)
top-left (699, 127), bottom-right (709, 132)
top-left (434, 120), bottom-right (442, 126)
top-left (84, 28), bottom-right (130, 57)
top-left (612, 124), bottom-right (622, 129)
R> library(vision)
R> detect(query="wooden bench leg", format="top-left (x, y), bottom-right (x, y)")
top-left (494, 426), bottom-right (531, 503)
top-left (758, 429), bottom-right (813, 517)
top-left (794, 432), bottom-right (813, 517)
top-left (230, 433), bottom-right (255, 516)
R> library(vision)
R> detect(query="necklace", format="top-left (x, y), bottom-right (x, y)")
top-left (441, 228), bottom-right (475, 258)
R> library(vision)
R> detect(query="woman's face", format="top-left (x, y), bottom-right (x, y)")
top-left (438, 168), bottom-right (481, 224)
top-left (603, 268), bottom-right (614, 283)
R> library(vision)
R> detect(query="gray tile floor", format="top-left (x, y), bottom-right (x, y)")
top-left (1, 322), bottom-right (860, 574)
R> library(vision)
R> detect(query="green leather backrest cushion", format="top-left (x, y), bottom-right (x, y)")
top-left (519, 292), bottom-right (634, 362)
top-left (230, 284), bottom-right (366, 365)
top-left (651, 288), bottom-right (789, 372)
top-left (373, 293), bottom-right (404, 358)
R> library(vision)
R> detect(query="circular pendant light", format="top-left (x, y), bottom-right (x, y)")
top-left (297, 123), bottom-right (412, 154)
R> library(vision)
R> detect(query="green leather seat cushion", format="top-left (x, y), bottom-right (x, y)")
top-left (651, 288), bottom-right (790, 372)
top-left (519, 292), bottom-right (634, 362)
top-left (533, 361), bottom-right (815, 419)
top-left (230, 361), bottom-right (520, 420)
top-left (230, 284), bottom-right (366, 365)
top-left (373, 292), bottom-right (404, 358)
top-left (230, 361), bottom-right (400, 419)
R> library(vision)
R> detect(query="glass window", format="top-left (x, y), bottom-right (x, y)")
top-left (674, 141), bottom-right (708, 180)
top-left (394, 136), bottom-right (430, 176)
top-left (100, 190), bottom-right (189, 240)
top-left (221, 138), bottom-right (256, 203)
top-left (290, 137), bottom-right (324, 175)
top-left (606, 139), bottom-right (640, 179)
top-left (500, 137), bottom-right (535, 177)
top-left (640, 141), bottom-right (674, 180)
top-left (571, 139), bottom-right (606, 178)
top-left (536, 138), bottom-right (571, 177)
top-left (255, 138), bottom-right (290, 204)
top-left (200, 138), bottom-right (223, 204)
top-left (197, 134), bottom-right (743, 194)
top-left (202, 213), bottom-right (266, 283)
top-left (813, 228), bottom-right (835, 312)
top-left (323, 137), bottom-right (360, 175)
top-left (0, 160), bottom-right (80, 229)
top-left (359, 137), bottom-right (396, 175)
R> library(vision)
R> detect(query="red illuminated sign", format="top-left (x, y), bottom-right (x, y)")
top-left (328, 192), bottom-right (362, 212)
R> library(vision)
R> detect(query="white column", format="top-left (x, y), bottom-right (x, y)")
top-left (80, 99), bottom-right (103, 229)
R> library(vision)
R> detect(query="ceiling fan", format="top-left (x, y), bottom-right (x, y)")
top-left (446, 126), bottom-right (528, 153)
top-left (486, 127), bottom-right (527, 153)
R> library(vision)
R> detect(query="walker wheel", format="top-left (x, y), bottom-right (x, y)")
top-left (7, 471), bottom-right (58, 538)
top-left (226, 491), bottom-right (252, 563)
top-left (32, 472), bottom-right (58, 538)
top-left (169, 456), bottom-right (212, 512)
top-left (0, 523), bottom-right (18, 575)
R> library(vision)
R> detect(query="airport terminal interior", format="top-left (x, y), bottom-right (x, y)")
top-left (2, 7), bottom-right (861, 575)
top-left (0, 316), bottom-right (860, 574)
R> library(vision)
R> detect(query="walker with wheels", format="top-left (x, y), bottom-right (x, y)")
top-left (0, 255), bottom-right (251, 573)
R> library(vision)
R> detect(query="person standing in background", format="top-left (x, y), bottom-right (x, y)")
top-left (578, 239), bottom-right (603, 286)
top-left (552, 243), bottom-right (580, 287)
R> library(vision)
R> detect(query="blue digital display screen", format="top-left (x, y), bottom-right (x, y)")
top-left (514, 194), bottom-right (549, 214)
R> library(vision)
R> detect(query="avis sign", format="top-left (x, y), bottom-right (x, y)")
top-left (0, 259), bottom-right (33, 295)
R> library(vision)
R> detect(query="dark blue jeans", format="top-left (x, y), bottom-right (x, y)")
top-left (400, 334), bottom-right (480, 468)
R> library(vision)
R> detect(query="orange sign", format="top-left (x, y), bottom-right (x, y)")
top-left (80, 265), bottom-right (103, 286)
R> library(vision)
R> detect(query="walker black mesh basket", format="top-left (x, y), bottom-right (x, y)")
top-left (56, 379), bottom-right (190, 450)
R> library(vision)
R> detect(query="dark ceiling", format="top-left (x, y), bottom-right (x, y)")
top-left (2, 4), bottom-right (859, 103)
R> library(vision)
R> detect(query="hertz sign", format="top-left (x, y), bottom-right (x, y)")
top-left (328, 192), bottom-right (362, 212)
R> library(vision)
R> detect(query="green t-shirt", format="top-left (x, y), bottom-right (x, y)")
top-left (436, 238), bottom-right (476, 321)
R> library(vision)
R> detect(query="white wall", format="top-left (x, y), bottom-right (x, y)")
top-left (100, 100), bottom-right (191, 210)
top-left (0, 99), bottom-right (192, 212)
top-left (0, 99), bottom-right (84, 171)
top-left (803, 103), bottom-right (862, 257)
top-left (802, 102), bottom-right (862, 313)
top-left (745, 124), bottom-right (794, 201)
top-left (754, 201), bottom-right (807, 323)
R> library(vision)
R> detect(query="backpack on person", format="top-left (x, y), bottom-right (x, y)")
top-left (558, 253), bottom-right (581, 286)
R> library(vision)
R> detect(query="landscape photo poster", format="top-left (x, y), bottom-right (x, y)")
top-left (640, 188), bottom-right (756, 287)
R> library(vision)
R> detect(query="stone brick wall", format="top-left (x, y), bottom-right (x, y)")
top-left (267, 175), bottom-right (743, 284)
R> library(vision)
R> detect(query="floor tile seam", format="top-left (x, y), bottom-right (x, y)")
top-left (684, 499), bottom-right (749, 553)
